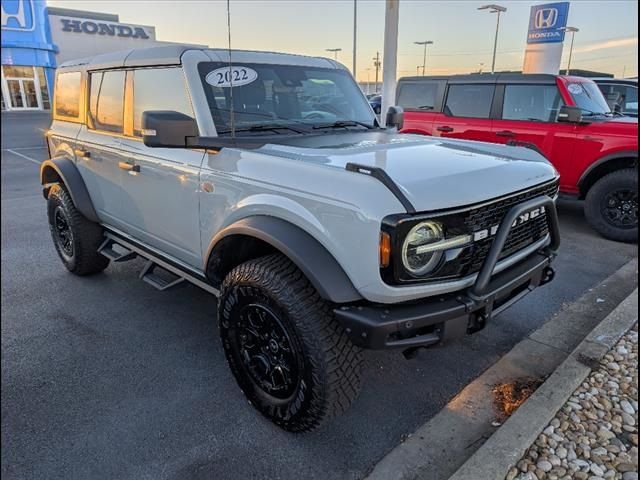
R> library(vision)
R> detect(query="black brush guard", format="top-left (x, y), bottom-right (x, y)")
top-left (335, 196), bottom-right (560, 350)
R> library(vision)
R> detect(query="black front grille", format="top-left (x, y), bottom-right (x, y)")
top-left (460, 180), bottom-right (559, 276)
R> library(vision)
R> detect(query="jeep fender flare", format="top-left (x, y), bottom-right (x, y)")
top-left (206, 216), bottom-right (362, 303)
top-left (40, 157), bottom-right (99, 223)
top-left (577, 151), bottom-right (638, 197)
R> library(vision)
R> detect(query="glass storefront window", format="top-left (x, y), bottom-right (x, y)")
top-left (2, 66), bottom-right (35, 79)
top-left (36, 67), bottom-right (51, 110)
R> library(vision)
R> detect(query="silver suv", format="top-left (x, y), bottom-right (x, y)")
top-left (42, 46), bottom-right (560, 432)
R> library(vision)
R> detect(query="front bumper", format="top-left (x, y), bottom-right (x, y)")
top-left (334, 195), bottom-right (560, 350)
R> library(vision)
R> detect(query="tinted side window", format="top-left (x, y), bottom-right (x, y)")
top-left (502, 84), bottom-right (564, 122)
top-left (602, 84), bottom-right (638, 116)
top-left (444, 84), bottom-right (494, 118)
top-left (55, 71), bottom-right (81, 118)
top-left (133, 68), bottom-right (194, 136)
top-left (397, 82), bottom-right (438, 110)
top-left (89, 70), bottom-right (125, 133)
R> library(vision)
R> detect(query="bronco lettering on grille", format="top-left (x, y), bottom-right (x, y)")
top-left (473, 206), bottom-right (546, 242)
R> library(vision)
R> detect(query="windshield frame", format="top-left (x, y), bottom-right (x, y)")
top-left (565, 80), bottom-right (612, 116)
top-left (197, 61), bottom-right (378, 137)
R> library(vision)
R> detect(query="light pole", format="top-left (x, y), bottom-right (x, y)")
top-left (417, 66), bottom-right (421, 76)
top-left (365, 68), bottom-right (372, 94)
top-left (414, 40), bottom-right (433, 76)
top-left (326, 48), bottom-right (342, 61)
top-left (477, 4), bottom-right (506, 74)
top-left (478, 62), bottom-right (485, 74)
top-left (558, 26), bottom-right (579, 75)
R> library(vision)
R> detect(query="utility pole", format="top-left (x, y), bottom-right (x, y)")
top-left (373, 51), bottom-right (381, 93)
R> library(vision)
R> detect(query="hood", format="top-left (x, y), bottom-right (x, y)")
top-left (258, 132), bottom-right (558, 211)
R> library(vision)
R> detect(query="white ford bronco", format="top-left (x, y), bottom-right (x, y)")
top-left (42, 45), bottom-right (560, 432)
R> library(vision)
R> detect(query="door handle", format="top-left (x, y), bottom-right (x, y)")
top-left (495, 130), bottom-right (516, 137)
top-left (118, 161), bottom-right (140, 173)
top-left (74, 148), bottom-right (90, 158)
top-left (436, 126), bottom-right (454, 133)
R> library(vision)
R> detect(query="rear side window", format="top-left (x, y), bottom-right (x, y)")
top-left (502, 84), bottom-right (564, 122)
top-left (397, 82), bottom-right (439, 111)
top-left (132, 68), bottom-right (194, 136)
top-left (55, 71), bottom-right (81, 119)
top-left (599, 84), bottom-right (638, 116)
top-left (444, 84), bottom-right (494, 118)
top-left (89, 70), bottom-right (125, 133)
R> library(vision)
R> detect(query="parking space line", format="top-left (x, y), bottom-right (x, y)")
top-left (2, 146), bottom-right (47, 151)
top-left (3, 149), bottom-right (42, 166)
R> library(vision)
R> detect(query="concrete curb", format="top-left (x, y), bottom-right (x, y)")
top-left (449, 288), bottom-right (638, 480)
top-left (365, 258), bottom-right (638, 480)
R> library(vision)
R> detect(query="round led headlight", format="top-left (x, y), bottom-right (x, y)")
top-left (401, 221), bottom-right (445, 276)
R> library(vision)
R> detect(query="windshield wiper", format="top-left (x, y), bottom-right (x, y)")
top-left (579, 108), bottom-right (612, 117)
top-left (218, 124), bottom-right (310, 135)
top-left (312, 120), bottom-right (375, 130)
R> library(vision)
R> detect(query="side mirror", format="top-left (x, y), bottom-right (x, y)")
top-left (385, 105), bottom-right (404, 130)
top-left (557, 105), bottom-right (586, 124)
top-left (142, 111), bottom-right (198, 148)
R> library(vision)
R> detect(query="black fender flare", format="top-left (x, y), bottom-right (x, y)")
top-left (40, 157), bottom-right (99, 223)
top-left (578, 150), bottom-right (638, 193)
top-left (207, 216), bottom-right (362, 303)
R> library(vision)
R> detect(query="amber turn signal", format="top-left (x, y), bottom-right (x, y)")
top-left (379, 232), bottom-right (391, 268)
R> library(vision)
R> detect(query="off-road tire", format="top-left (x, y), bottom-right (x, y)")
top-left (218, 254), bottom-right (363, 432)
top-left (584, 168), bottom-right (638, 243)
top-left (47, 183), bottom-right (110, 275)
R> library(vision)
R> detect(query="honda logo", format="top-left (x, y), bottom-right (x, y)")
top-left (534, 7), bottom-right (558, 29)
top-left (1, 0), bottom-right (35, 31)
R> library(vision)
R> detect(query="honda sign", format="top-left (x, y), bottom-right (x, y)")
top-left (527, 2), bottom-right (570, 44)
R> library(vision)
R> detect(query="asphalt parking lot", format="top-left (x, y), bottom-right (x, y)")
top-left (1, 111), bottom-right (637, 480)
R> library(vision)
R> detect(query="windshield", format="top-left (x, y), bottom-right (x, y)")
top-left (198, 62), bottom-right (376, 135)
top-left (566, 81), bottom-right (612, 115)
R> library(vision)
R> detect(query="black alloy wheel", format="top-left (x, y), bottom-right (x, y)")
top-left (601, 188), bottom-right (638, 230)
top-left (53, 206), bottom-right (74, 259)
top-left (234, 302), bottom-right (301, 401)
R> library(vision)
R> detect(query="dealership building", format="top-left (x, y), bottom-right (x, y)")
top-left (1, 0), bottom-right (203, 111)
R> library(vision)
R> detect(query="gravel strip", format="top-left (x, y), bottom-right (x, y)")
top-left (506, 324), bottom-right (638, 480)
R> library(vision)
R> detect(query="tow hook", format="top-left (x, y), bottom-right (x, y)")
top-left (540, 266), bottom-right (555, 286)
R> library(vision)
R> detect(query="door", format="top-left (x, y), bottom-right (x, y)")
top-left (75, 70), bottom-right (127, 227)
top-left (396, 80), bottom-right (445, 135)
top-left (116, 67), bottom-right (204, 268)
top-left (1, 66), bottom-right (44, 110)
top-left (432, 83), bottom-right (496, 142)
top-left (491, 83), bottom-right (576, 186)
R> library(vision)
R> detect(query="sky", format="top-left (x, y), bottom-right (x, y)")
top-left (47, 0), bottom-right (638, 80)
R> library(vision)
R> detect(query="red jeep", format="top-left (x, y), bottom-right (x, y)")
top-left (397, 73), bottom-right (638, 242)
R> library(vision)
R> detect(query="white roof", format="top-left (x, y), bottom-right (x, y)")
top-left (57, 45), bottom-right (342, 71)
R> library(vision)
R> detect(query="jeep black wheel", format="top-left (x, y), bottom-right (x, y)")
top-left (585, 169), bottom-right (638, 243)
top-left (47, 183), bottom-right (110, 275)
top-left (218, 254), bottom-right (363, 432)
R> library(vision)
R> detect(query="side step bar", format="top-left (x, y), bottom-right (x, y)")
top-left (98, 231), bottom-right (219, 296)
top-left (139, 260), bottom-right (186, 291)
